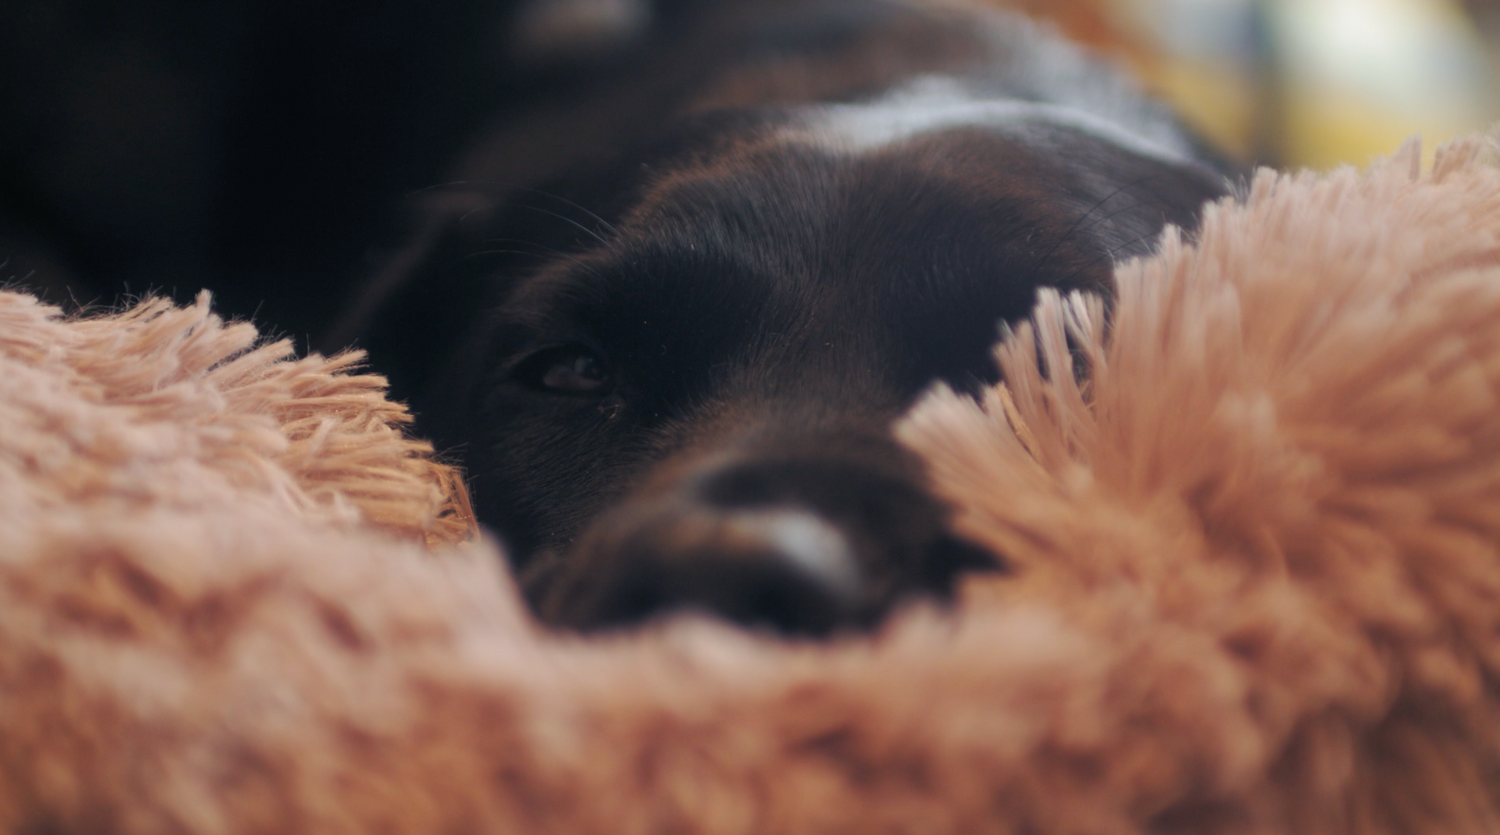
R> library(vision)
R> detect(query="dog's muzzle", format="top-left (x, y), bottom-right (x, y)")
top-left (524, 427), bottom-right (1000, 635)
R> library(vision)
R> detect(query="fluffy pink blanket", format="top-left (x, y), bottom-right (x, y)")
top-left (5, 134), bottom-right (1500, 834)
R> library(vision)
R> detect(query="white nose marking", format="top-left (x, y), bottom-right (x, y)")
top-left (725, 510), bottom-right (861, 598)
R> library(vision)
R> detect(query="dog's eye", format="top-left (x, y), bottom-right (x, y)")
top-left (516, 345), bottom-right (611, 394)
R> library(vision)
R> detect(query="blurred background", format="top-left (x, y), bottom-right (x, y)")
top-left (3, 0), bottom-right (1498, 340)
top-left (1012, 0), bottom-right (1500, 169)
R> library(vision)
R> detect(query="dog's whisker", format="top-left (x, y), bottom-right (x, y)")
top-left (514, 186), bottom-right (622, 237)
top-left (1034, 172), bottom-right (1171, 280)
top-left (515, 204), bottom-right (614, 249)
top-left (1033, 181), bottom-right (1138, 273)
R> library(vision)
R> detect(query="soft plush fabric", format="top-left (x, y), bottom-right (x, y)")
top-left (5, 133), bottom-right (1500, 834)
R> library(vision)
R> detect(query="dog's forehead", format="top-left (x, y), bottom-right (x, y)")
top-left (602, 98), bottom-right (1162, 307)
top-left (594, 125), bottom-right (1095, 319)
top-left (622, 109), bottom-right (1077, 252)
top-left (506, 79), bottom-right (1222, 397)
top-left (610, 74), bottom-right (1216, 267)
top-left (509, 121), bottom-right (1126, 398)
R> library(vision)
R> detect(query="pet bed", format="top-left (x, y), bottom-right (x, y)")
top-left (5, 134), bottom-right (1500, 834)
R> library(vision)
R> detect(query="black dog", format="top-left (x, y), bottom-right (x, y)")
top-left (342, 0), bottom-right (1232, 635)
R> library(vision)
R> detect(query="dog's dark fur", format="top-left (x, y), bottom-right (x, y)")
top-left (339, 0), bottom-right (1232, 634)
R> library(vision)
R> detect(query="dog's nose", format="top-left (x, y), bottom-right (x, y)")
top-left (534, 505), bottom-right (869, 635)
top-left (525, 435), bottom-right (1001, 635)
top-left (522, 449), bottom-right (1002, 632)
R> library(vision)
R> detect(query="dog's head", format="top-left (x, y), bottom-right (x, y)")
top-left (373, 86), bottom-right (1226, 634)
top-left (352, 7), bottom-right (1231, 634)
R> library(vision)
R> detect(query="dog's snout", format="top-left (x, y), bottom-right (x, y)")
top-left (533, 505), bottom-right (868, 635)
top-left (525, 435), bottom-right (1001, 635)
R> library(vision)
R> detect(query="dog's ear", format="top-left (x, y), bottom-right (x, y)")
top-left (318, 187), bottom-right (525, 411)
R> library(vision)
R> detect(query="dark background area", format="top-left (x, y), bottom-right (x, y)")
top-left (0, 0), bottom-right (545, 343)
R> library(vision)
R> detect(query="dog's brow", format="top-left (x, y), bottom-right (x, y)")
top-left (543, 243), bottom-right (783, 368)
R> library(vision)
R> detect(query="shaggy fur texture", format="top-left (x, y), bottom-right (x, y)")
top-left (6, 133), bottom-right (1500, 834)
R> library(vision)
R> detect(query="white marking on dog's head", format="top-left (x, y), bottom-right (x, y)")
top-left (793, 75), bottom-right (1195, 165)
